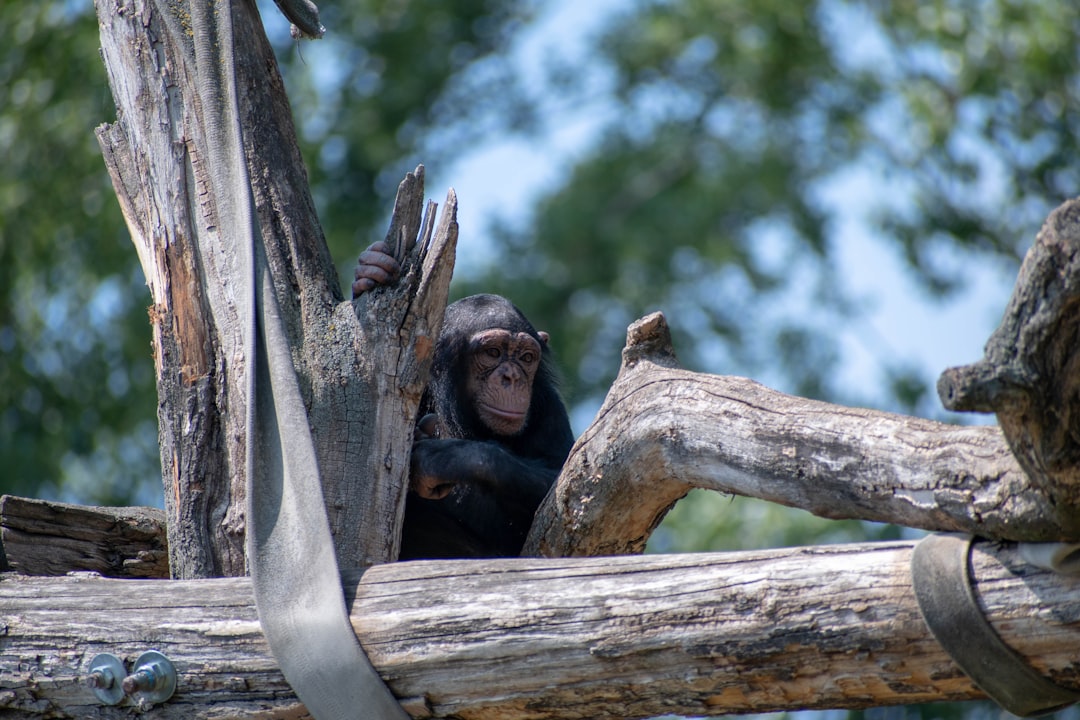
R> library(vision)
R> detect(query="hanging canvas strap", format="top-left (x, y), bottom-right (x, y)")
top-left (911, 533), bottom-right (1078, 717)
top-left (183, 0), bottom-right (408, 716)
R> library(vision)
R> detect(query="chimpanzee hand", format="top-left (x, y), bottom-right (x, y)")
top-left (409, 414), bottom-right (454, 499)
top-left (409, 438), bottom-right (460, 500)
top-left (414, 413), bottom-right (442, 441)
top-left (352, 241), bottom-right (401, 298)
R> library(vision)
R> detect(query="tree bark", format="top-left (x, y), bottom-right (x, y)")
top-left (526, 312), bottom-right (1072, 559)
top-left (94, 0), bottom-right (454, 577)
top-left (1, 541), bottom-right (1078, 718)
top-left (939, 197), bottom-right (1080, 536)
top-left (0, 496), bottom-right (167, 579)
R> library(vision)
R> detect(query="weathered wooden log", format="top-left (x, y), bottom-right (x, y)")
top-left (938, 197), bottom-right (1080, 536)
top-left (0, 495), bottom-right (167, 579)
top-left (527, 312), bottom-right (1070, 559)
top-left (1, 541), bottom-right (1078, 718)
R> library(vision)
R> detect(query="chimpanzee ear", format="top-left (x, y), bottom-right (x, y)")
top-left (538, 331), bottom-right (550, 346)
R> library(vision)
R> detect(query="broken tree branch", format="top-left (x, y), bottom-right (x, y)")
top-left (938, 197), bottom-right (1080, 534)
top-left (526, 312), bottom-right (1071, 559)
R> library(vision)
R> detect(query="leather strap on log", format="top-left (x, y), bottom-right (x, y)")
top-left (912, 534), bottom-right (1079, 716)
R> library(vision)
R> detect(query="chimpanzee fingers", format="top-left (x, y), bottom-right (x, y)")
top-left (352, 241), bottom-right (402, 298)
top-left (358, 241), bottom-right (401, 276)
top-left (415, 413), bottom-right (441, 440)
top-left (411, 473), bottom-right (456, 500)
top-left (351, 277), bottom-right (371, 297)
top-left (353, 260), bottom-right (397, 285)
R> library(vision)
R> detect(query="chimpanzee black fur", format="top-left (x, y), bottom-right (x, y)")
top-left (399, 294), bottom-right (575, 559)
top-left (352, 245), bottom-right (574, 558)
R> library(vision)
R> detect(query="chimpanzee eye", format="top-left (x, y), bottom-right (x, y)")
top-left (520, 352), bottom-right (536, 364)
top-left (485, 347), bottom-right (501, 359)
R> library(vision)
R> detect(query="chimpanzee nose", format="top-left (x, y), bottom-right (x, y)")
top-left (498, 364), bottom-right (523, 385)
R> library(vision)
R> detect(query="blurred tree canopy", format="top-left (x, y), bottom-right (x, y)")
top-left (0, 4), bottom-right (154, 505)
top-left (460, 0), bottom-right (1078, 422)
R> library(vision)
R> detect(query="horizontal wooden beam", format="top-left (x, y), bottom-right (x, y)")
top-left (2, 540), bottom-right (1078, 718)
top-left (0, 495), bottom-right (167, 578)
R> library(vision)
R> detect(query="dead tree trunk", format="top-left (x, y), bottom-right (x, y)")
top-left (94, 0), bottom-right (454, 578)
top-left (2, 540), bottom-right (1079, 719)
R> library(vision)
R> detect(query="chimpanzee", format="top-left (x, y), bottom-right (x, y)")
top-left (353, 242), bottom-right (575, 559)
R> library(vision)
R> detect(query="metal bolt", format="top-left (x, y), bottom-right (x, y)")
top-left (86, 668), bottom-right (114, 689)
top-left (87, 654), bottom-right (126, 706)
top-left (121, 667), bottom-right (155, 695)
top-left (121, 650), bottom-right (177, 706)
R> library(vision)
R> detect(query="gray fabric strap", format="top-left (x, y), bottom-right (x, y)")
top-left (1018, 543), bottom-right (1080, 576)
top-left (248, 256), bottom-right (408, 719)
top-left (186, 1), bottom-right (408, 717)
top-left (911, 533), bottom-right (1079, 716)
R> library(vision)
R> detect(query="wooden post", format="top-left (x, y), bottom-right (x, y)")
top-left (94, 0), bottom-right (455, 577)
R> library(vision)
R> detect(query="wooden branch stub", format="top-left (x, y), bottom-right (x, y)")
top-left (938, 197), bottom-right (1080, 523)
top-left (621, 311), bottom-right (680, 370)
top-left (0, 495), bottom-right (167, 578)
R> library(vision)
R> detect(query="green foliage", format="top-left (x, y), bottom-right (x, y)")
top-left (0, 4), bottom-right (156, 504)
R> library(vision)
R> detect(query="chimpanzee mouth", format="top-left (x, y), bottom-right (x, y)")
top-left (480, 403), bottom-right (527, 421)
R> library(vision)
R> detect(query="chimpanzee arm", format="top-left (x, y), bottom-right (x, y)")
top-left (410, 438), bottom-right (557, 516)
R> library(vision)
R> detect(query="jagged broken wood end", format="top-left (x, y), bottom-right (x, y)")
top-left (620, 311), bottom-right (680, 371)
top-left (938, 197), bottom-right (1080, 511)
